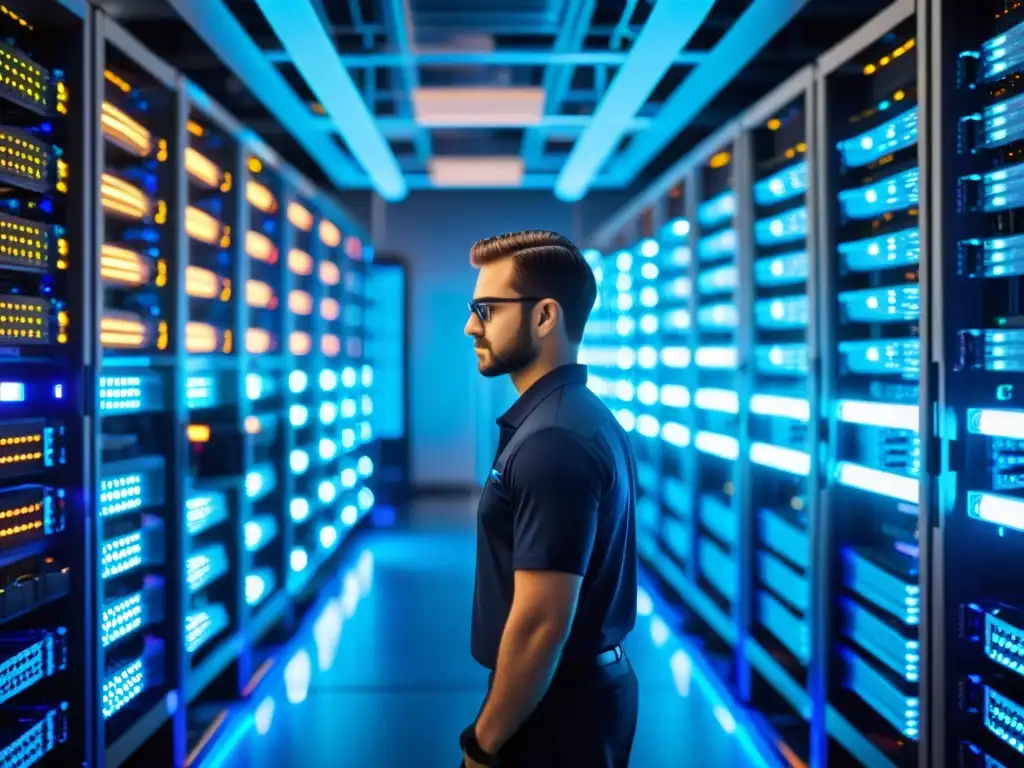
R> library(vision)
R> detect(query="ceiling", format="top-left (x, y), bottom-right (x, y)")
top-left (97, 0), bottom-right (891, 201)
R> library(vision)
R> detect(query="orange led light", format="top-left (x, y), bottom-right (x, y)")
top-left (321, 333), bottom-right (340, 358)
top-left (246, 231), bottom-right (278, 264)
top-left (246, 180), bottom-right (278, 214)
top-left (185, 147), bottom-right (221, 188)
top-left (186, 206), bottom-right (221, 245)
top-left (188, 424), bottom-right (210, 443)
top-left (185, 321), bottom-right (220, 354)
top-left (100, 244), bottom-right (150, 286)
top-left (319, 219), bottom-right (341, 248)
top-left (101, 310), bottom-right (149, 348)
top-left (287, 201), bottom-right (313, 232)
top-left (319, 260), bottom-right (340, 286)
top-left (244, 415), bottom-right (261, 435)
top-left (288, 290), bottom-right (313, 315)
top-left (320, 297), bottom-right (340, 321)
top-left (185, 265), bottom-right (222, 300)
top-left (101, 102), bottom-right (152, 156)
top-left (289, 331), bottom-right (312, 356)
top-left (246, 328), bottom-right (271, 354)
top-left (246, 280), bottom-right (275, 309)
top-left (101, 173), bottom-right (152, 220)
top-left (288, 248), bottom-right (313, 276)
top-left (709, 151), bottom-right (731, 169)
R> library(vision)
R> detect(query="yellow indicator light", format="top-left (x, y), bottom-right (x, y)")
top-left (101, 173), bottom-right (152, 220)
top-left (101, 310), bottom-right (149, 349)
top-left (289, 331), bottom-right (311, 356)
top-left (185, 321), bottom-right (220, 354)
top-left (320, 298), bottom-right (340, 321)
top-left (287, 202), bottom-right (313, 232)
top-left (0, 212), bottom-right (47, 269)
top-left (247, 180), bottom-right (277, 214)
top-left (104, 69), bottom-right (131, 94)
top-left (319, 219), bottom-right (341, 248)
top-left (188, 424), bottom-right (210, 443)
top-left (246, 328), bottom-right (271, 355)
top-left (185, 147), bottom-right (221, 189)
top-left (246, 280), bottom-right (275, 309)
top-left (246, 231), bottom-right (277, 264)
top-left (708, 151), bottom-right (730, 169)
top-left (0, 295), bottom-right (47, 344)
top-left (319, 260), bottom-right (340, 286)
top-left (185, 206), bottom-right (222, 245)
top-left (100, 244), bottom-right (150, 287)
top-left (0, 128), bottom-right (48, 189)
top-left (288, 248), bottom-right (313, 276)
top-left (101, 102), bottom-right (152, 156)
top-left (288, 290), bottom-right (313, 316)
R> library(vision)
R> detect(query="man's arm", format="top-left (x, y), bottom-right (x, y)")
top-left (473, 428), bottom-right (602, 754)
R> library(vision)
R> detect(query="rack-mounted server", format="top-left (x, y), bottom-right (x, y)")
top-left (0, 2), bottom-right (88, 766)
top-left (929, 2), bottom-right (1024, 767)
top-left (819, 10), bottom-right (921, 767)
top-left (584, 2), bottom-right (945, 766)
top-left (0, 3), bottom-right (378, 766)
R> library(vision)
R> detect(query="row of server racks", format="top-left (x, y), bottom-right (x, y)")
top-left (583, 0), bottom-right (1024, 766)
top-left (0, 2), bottom-right (379, 767)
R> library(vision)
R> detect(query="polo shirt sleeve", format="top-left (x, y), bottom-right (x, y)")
top-left (506, 427), bottom-right (602, 576)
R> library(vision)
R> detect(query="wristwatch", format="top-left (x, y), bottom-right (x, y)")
top-left (459, 724), bottom-right (499, 767)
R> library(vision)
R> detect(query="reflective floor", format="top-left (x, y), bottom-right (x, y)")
top-left (209, 502), bottom-right (768, 767)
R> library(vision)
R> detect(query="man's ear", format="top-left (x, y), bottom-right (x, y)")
top-left (537, 300), bottom-right (558, 335)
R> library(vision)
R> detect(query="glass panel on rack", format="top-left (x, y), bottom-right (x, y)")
top-left (242, 157), bottom-right (285, 617)
top-left (826, 19), bottom-right (920, 766)
top-left (748, 95), bottom-right (812, 763)
top-left (0, 3), bottom-right (81, 761)
top-left (949, 5), bottom-right (1024, 765)
top-left (98, 38), bottom-right (177, 744)
top-left (692, 145), bottom-right (741, 634)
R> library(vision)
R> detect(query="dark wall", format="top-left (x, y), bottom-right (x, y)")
top-left (340, 189), bottom-right (629, 490)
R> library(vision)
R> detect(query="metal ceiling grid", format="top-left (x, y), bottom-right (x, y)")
top-left (98, 0), bottom-right (895, 199)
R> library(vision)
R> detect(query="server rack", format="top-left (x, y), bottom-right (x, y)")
top-left (817, 4), bottom-right (921, 766)
top-left (650, 189), bottom-right (696, 595)
top-left (0, 4), bottom-right (378, 764)
top-left (94, 14), bottom-right (182, 768)
top-left (926, 3), bottom-right (1024, 767)
top-left (690, 128), bottom-right (751, 697)
top-left (0, 2), bottom-right (91, 766)
top-left (739, 67), bottom-right (819, 766)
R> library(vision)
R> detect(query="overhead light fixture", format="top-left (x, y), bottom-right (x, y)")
top-left (413, 88), bottom-right (545, 127)
top-left (428, 157), bottom-right (524, 187)
top-left (555, 0), bottom-right (715, 202)
top-left (251, 0), bottom-right (407, 201)
top-left (608, 0), bottom-right (815, 188)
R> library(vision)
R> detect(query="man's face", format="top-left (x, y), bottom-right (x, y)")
top-left (464, 259), bottom-right (539, 378)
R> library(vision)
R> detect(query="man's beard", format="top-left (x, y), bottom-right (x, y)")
top-left (476, 318), bottom-right (537, 378)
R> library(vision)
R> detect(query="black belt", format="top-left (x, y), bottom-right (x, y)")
top-left (565, 643), bottom-right (624, 670)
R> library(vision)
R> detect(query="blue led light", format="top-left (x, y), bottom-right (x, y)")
top-left (837, 108), bottom-right (918, 167)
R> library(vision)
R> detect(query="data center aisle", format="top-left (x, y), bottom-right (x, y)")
top-left (215, 501), bottom-right (762, 767)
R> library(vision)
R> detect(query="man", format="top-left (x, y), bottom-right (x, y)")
top-left (459, 230), bottom-right (639, 768)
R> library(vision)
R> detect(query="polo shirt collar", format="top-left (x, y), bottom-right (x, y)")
top-left (497, 363), bottom-right (588, 429)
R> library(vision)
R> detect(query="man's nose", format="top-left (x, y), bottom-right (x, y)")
top-left (465, 314), bottom-right (482, 337)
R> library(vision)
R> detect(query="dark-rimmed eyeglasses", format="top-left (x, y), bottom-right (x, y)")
top-left (468, 297), bottom-right (542, 323)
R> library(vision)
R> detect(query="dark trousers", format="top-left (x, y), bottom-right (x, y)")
top-left (473, 650), bottom-right (639, 768)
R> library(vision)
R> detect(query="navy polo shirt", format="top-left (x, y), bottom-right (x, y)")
top-left (470, 363), bottom-right (638, 670)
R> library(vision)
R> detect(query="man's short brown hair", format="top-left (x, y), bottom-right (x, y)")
top-left (469, 230), bottom-right (597, 344)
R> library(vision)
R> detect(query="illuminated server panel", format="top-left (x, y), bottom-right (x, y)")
top-left (338, 233), bottom-right (376, 549)
top-left (742, 78), bottom-right (816, 752)
top-left (651, 199), bottom-right (696, 589)
top-left (944, 6), bottom-right (1024, 767)
top-left (0, 3), bottom-right (81, 765)
top-left (690, 144), bottom-right (745, 646)
top-left (97, 25), bottom-right (178, 758)
top-left (240, 154), bottom-right (286, 629)
top-left (819, 14), bottom-right (921, 766)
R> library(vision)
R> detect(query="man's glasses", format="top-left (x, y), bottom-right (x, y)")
top-left (468, 297), bottom-right (542, 323)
